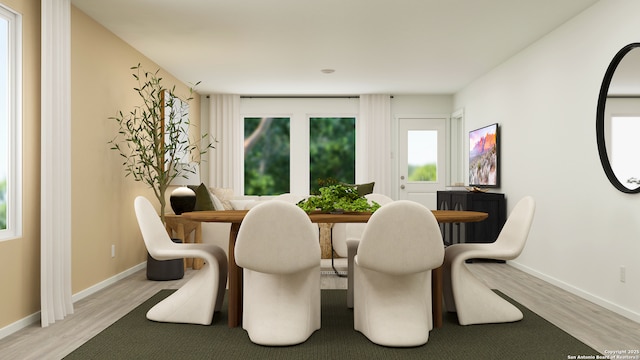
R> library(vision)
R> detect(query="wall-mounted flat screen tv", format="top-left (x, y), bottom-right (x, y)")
top-left (469, 123), bottom-right (499, 187)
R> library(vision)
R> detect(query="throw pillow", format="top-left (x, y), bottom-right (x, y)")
top-left (210, 193), bottom-right (225, 211)
top-left (210, 187), bottom-right (235, 210)
top-left (341, 181), bottom-right (375, 196)
top-left (355, 181), bottom-right (375, 196)
top-left (187, 183), bottom-right (216, 211)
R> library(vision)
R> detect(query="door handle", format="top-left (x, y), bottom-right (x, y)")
top-left (400, 185), bottom-right (405, 189)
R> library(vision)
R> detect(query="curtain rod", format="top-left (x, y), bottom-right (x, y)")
top-left (206, 95), bottom-right (394, 99)
top-left (240, 95), bottom-right (360, 99)
top-left (237, 95), bottom-right (394, 99)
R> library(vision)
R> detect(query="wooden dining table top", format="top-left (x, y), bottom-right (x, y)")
top-left (181, 209), bottom-right (488, 224)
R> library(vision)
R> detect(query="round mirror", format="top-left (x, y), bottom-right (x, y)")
top-left (596, 43), bottom-right (640, 193)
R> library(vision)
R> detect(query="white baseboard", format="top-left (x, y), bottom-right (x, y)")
top-left (509, 261), bottom-right (640, 323)
top-left (71, 262), bottom-right (146, 303)
top-left (0, 262), bottom-right (146, 341)
top-left (0, 313), bottom-right (41, 341)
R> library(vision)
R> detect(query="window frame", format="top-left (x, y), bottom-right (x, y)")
top-left (0, 4), bottom-right (22, 241)
top-left (241, 113), bottom-right (358, 196)
top-left (240, 98), bottom-right (359, 196)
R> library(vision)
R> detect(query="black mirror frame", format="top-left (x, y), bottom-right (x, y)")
top-left (596, 42), bottom-right (640, 193)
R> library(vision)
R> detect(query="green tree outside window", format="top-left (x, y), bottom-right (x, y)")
top-left (244, 117), bottom-right (291, 195)
top-left (310, 117), bottom-right (355, 194)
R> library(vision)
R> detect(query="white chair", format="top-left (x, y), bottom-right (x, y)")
top-left (234, 200), bottom-right (321, 346)
top-left (134, 196), bottom-right (228, 325)
top-left (354, 200), bottom-right (444, 347)
top-left (443, 196), bottom-right (536, 325)
top-left (331, 193), bottom-right (393, 308)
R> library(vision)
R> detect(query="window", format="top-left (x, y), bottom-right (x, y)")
top-left (243, 116), bottom-right (357, 196)
top-left (0, 4), bottom-right (21, 240)
top-left (241, 98), bottom-right (359, 195)
top-left (309, 117), bottom-right (355, 194)
top-left (244, 117), bottom-right (291, 195)
top-left (407, 130), bottom-right (437, 182)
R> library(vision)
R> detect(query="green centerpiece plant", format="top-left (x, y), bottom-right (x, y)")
top-left (109, 64), bottom-right (214, 223)
top-left (297, 184), bottom-right (381, 214)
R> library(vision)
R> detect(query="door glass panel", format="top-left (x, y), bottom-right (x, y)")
top-left (407, 130), bottom-right (437, 182)
top-left (244, 117), bottom-right (290, 195)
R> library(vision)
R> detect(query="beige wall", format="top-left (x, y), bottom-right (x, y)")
top-left (0, 0), bottom-right (41, 328)
top-left (0, 1), bottom-right (201, 330)
top-left (70, 6), bottom-right (200, 292)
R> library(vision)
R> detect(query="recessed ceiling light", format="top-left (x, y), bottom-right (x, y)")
top-left (321, 69), bottom-right (335, 74)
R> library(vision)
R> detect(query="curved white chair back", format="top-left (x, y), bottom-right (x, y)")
top-left (135, 196), bottom-right (177, 260)
top-left (357, 200), bottom-right (443, 275)
top-left (234, 200), bottom-right (321, 345)
top-left (134, 196), bottom-right (228, 325)
top-left (236, 200), bottom-right (319, 274)
top-left (332, 193), bottom-right (393, 257)
top-left (443, 196), bottom-right (536, 325)
top-left (354, 200), bottom-right (444, 347)
top-left (364, 193), bottom-right (394, 207)
top-left (492, 195), bottom-right (536, 259)
top-left (331, 193), bottom-right (394, 308)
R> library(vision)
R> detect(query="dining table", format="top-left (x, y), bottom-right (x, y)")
top-left (181, 209), bottom-right (488, 328)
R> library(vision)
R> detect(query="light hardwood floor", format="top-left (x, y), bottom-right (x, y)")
top-left (0, 261), bottom-right (638, 359)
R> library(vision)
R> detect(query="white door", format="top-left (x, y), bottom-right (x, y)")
top-left (397, 117), bottom-right (447, 209)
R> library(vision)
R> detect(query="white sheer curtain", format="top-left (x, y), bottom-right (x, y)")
top-left (357, 94), bottom-right (392, 196)
top-left (41, 0), bottom-right (73, 327)
top-left (208, 94), bottom-right (242, 191)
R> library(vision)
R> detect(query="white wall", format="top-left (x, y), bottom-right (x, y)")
top-left (390, 95), bottom-right (454, 199)
top-left (454, 0), bottom-right (640, 322)
top-left (391, 94), bottom-right (452, 115)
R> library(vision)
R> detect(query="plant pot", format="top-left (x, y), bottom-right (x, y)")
top-left (146, 238), bottom-right (184, 281)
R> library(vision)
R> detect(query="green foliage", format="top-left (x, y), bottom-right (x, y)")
top-left (297, 184), bottom-right (380, 214)
top-left (408, 164), bottom-right (437, 181)
top-left (313, 177), bottom-right (339, 194)
top-left (244, 117), bottom-right (290, 195)
top-left (108, 64), bottom-right (214, 221)
top-left (309, 118), bottom-right (355, 194)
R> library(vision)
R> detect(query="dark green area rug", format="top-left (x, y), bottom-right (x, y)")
top-left (65, 290), bottom-right (600, 360)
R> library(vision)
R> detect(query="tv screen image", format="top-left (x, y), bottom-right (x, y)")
top-left (469, 123), bottom-right (499, 187)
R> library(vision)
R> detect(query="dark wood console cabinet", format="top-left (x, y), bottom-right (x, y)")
top-left (437, 191), bottom-right (506, 245)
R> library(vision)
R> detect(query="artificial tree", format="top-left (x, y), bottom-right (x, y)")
top-left (109, 64), bottom-right (213, 223)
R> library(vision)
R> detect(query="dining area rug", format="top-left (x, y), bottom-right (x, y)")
top-left (64, 289), bottom-right (600, 359)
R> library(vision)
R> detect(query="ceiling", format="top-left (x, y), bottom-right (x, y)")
top-left (71, 0), bottom-right (599, 96)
